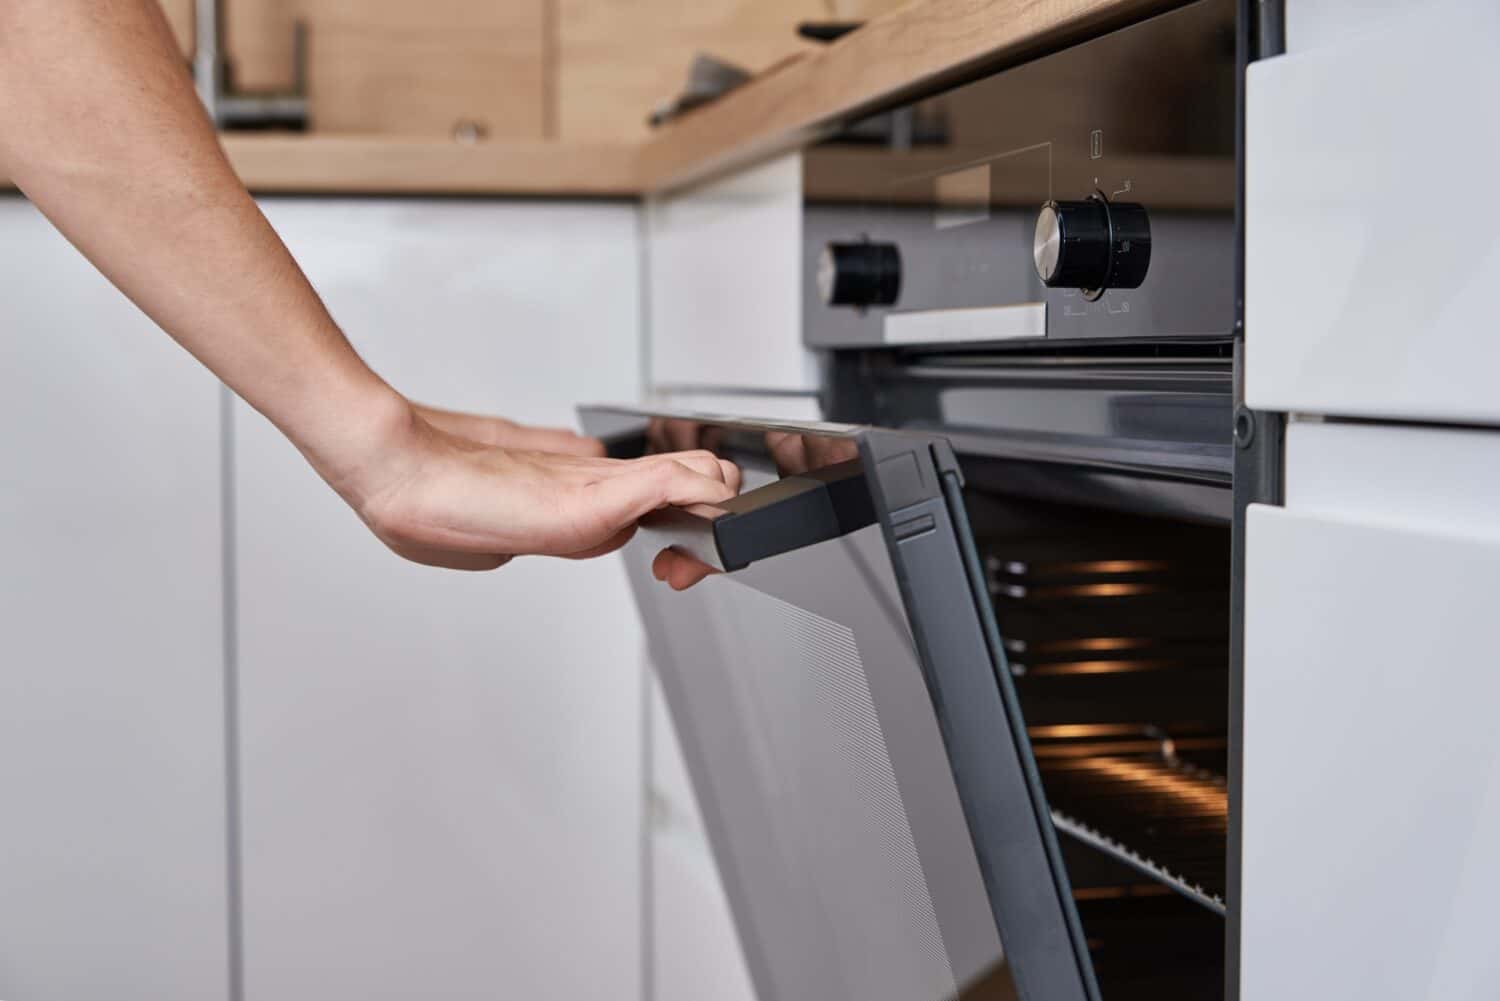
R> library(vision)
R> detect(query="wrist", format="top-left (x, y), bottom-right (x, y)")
top-left (280, 367), bottom-right (418, 509)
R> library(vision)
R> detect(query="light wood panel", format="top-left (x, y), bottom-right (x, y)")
top-left (557, 0), bottom-right (911, 143)
top-left (219, 134), bottom-right (640, 194)
top-left (224, 0), bottom-right (546, 138)
top-left (636, 0), bottom-right (1184, 192)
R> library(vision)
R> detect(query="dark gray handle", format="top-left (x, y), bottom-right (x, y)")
top-left (638, 459), bottom-right (874, 573)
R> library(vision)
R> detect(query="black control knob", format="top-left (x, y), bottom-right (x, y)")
top-left (1033, 198), bottom-right (1151, 295)
top-left (818, 242), bottom-right (901, 308)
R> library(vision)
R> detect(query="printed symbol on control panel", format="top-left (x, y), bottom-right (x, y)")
top-left (1090, 129), bottom-right (1103, 159)
top-left (1112, 179), bottom-right (1133, 197)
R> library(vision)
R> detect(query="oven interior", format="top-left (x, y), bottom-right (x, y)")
top-left (965, 483), bottom-right (1230, 1000)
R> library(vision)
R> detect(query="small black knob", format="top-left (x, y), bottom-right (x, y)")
top-left (818, 242), bottom-right (901, 308)
top-left (1033, 198), bottom-right (1151, 294)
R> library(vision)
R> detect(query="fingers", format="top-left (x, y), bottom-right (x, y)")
top-left (765, 430), bottom-right (810, 475)
top-left (652, 549), bottom-right (719, 590)
top-left (639, 448), bottom-right (731, 484)
top-left (594, 457), bottom-right (737, 534)
top-left (644, 458), bottom-right (740, 509)
top-left (718, 458), bottom-right (742, 494)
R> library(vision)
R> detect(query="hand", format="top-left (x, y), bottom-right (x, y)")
top-left (650, 428), bottom-right (862, 592)
top-left (318, 395), bottom-right (741, 572)
top-left (412, 402), bottom-right (605, 458)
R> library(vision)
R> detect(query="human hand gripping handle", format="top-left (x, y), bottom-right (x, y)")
top-left (0, 0), bottom-right (739, 583)
top-left (331, 403), bottom-right (743, 572)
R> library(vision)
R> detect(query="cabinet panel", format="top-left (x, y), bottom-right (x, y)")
top-left (0, 198), bottom-right (230, 1001)
top-left (237, 200), bottom-right (643, 1000)
top-left (1243, 500), bottom-right (1500, 1000)
top-left (646, 154), bottom-right (815, 393)
top-left (556, 0), bottom-right (910, 143)
top-left (226, 0), bottom-right (545, 138)
top-left (1245, 0), bottom-right (1500, 422)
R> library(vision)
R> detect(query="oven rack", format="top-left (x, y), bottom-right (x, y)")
top-left (1038, 749), bottom-right (1228, 914)
top-left (1050, 810), bottom-right (1224, 915)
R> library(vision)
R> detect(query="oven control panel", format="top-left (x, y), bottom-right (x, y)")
top-left (802, 0), bottom-right (1235, 349)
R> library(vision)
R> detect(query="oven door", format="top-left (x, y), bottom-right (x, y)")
top-left (580, 407), bottom-right (1098, 1001)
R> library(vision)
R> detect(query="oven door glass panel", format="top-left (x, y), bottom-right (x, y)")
top-left (580, 408), bottom-right (1098, 1001)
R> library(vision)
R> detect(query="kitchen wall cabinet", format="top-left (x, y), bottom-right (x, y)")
top-left (0, 198), bottom-right (232, 1001)
top-left (234, 199), bottom-right (644, 1001)
top-left (179, 0), bottom-right (909, 143)
top-left (558, 0), bottom-right (910, 143)
top-left (224, 0), bottom-right (547, 138)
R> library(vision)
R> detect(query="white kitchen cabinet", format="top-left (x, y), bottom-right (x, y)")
top-left (235, 200), bottom-right (644, 1001)
top-left (0, 198), bottom-right (231, 1001)
top-left (1284, 0), bottom-right (1409, 52)
top-left (1245, 0), bottom-right (1500, 424)
top-left (1242, 420), bottom-right (1500, 1001)
top-left (646, 155), bottom-right (816, 394)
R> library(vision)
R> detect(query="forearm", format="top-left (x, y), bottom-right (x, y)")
top-left (0, 0), bottom-right (401, 486)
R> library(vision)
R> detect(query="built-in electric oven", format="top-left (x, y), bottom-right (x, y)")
top-left (587, 0), bottom-right (1248, 997)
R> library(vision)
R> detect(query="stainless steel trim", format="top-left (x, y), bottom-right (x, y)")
top-left (883, 303), bottom-right (1046, 345)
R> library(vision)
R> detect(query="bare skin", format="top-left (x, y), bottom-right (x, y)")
top-left (0, 0), bottom-right (736, 574)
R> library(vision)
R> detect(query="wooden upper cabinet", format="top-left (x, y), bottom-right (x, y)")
top-left (151, 0), bottom-right (910, 144)
top-left (557, 0), bottom-right (910, 142)
top-left (223, 0), bottom-right (547, 138)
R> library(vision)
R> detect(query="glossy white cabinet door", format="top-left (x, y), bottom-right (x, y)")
top-left (1245, 0), bottom-right (1500, 423)
top-left (646, 155), bottom-right (816, 393)
top-left (0, 198), bottom-right (231, 1000)
top-left (237, 200), bottom-right (644, 1001)
top-left (1243, 422), bottom-right (1500, 1001)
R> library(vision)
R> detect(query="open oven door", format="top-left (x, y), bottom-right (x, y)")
top-left (580, 407), bottom-right (1100, 1001)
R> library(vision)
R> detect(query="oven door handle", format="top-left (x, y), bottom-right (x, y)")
top-left (638, 459), bottom-right (875, 573)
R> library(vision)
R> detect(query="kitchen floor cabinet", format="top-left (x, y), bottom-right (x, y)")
top-left (0, 198), bottom-right (233, 1001)
top-left (233, 199), bottom-right (645, 1001)
top-left (1242, 421), bottom-right (1500, 1000)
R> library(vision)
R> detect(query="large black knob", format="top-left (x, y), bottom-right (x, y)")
top-left (1033, 198), bottom-right (1151, 295)
top-left (818, 242), bottom-right (901, 308)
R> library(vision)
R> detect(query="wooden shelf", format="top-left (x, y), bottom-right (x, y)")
top-left (220, 135), bottom-right (641, 196)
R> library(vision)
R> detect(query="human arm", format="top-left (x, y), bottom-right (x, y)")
top-left (0, 0), bottom-right (738, 571)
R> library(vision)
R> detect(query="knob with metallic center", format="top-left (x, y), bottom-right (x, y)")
top-left (818, 242), bottom-right (902, 308)
top-left (1033, 198), bottom-right (1151, 295)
